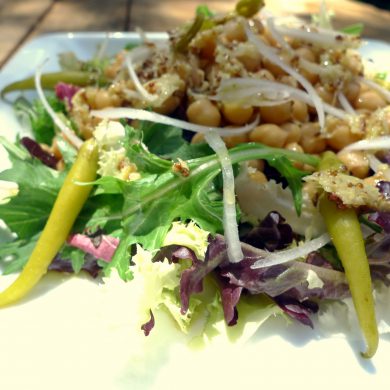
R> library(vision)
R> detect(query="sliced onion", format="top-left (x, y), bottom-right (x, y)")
top-left (244, 23), bottom-right (326, 129)
top-left (125, 47), bottom-right (157, 102)
top-left (266, 17), bottom-right (292, 53)
top-left (359, 77), bottom-right (390, 103)
top-left (217, 78), bottom-right (347, 119)
top-left (91, 107), bottom-right (259, 136)
top-left (204, 130), bottom-right (243, 263)
top-left (299, 57), bottom-right (343, 80)
top-left (251, 233), bottom-right (331, 269)
top-left (275, 25), bottom-right (359, 49)
top-left (343, 136), bottom-right (390, 152)
top-left (35, 60), bottom-right (83, 149)
top-left (338, 91), bottom-right (356, 116)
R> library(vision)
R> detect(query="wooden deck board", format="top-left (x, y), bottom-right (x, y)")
top-left (33, 0), bottom-right (130, 34)
top-left (0, 0), bottom-right (52, 67)
top-left (0, 0), bottom-right (389, 69)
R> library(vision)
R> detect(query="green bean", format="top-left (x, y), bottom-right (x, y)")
top-left (1, 71), bottom-right (108, 97)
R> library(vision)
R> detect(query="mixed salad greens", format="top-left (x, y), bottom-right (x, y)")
top-left (1, 0), bottom-right (390, 358)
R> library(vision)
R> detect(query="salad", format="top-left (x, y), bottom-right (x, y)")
top-left (1, 0), bottom-right (390, 360)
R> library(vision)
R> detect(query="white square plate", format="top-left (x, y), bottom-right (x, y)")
top-left (0, 33), bottom-right (390, 390)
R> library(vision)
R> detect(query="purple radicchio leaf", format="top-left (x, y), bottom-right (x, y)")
top-left (366, 233), bottom-right (390, 286)
top-left (141, 310), bottom-right (155, 336)
top-left (151, 244), bottom-right (207, 315)
top-left (377, 181), bottom-right (390, 199)
top-left (217, 275), bottom-right (242, 326)
top-left (55, 82), bottom-right (79, 108)
top-left (240, 211), bottom-right (294, 251)
top-left (49, 254), bottom-right (102, 278)
top-left (368, 211), bottom-right (390, 233)
top-left (273, 295), bottom-right (319, 328)
top-left (20, 137), bottom-right (58, 169)
top-left (306, 251), bottom-right (334, 269)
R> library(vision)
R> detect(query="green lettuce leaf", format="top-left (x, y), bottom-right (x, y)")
top-left (0, 140), bottom-right (66, 239)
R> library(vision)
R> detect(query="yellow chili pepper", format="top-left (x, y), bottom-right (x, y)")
top-left (319, 152), bottom-right (378, 358)
top-left (0, 139), bottom-right (98, 307)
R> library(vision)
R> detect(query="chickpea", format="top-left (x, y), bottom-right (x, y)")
top-left (223, 133), bottom-right (249, 148)
top-left (281, 122), bottom-right (302, 143)
top-left (255, 69), bottom-right (275, 81)
top-left (278, 75), bottom-right (298, 88)
top-left (235, 44), bottom-right (262, 72)
top-left (191, 132), bottom-right (206, 144)
top-left (263, 26), bottom-right (284, 48)
top-left (314, 84), bottom-right (334, 104)
top-left (295, 47), bottom-right (317, 62)
top-left (291, 100), bottom-right (309, 122)
top-left (299, 66), bottom-right (319, 85)
top-left (326, 120), bottom-right (362, 150)
top-left (85, 87), bottom-right (98, 108)
top-left (343, 80), bottom-right (361, 104)
top-left (259, 101), bottom-right (292, 125)
top-left (154, 95), bottom-right (181, 115)
top-left (94, 90), bottom-right (113, 109)
top-left (285, 141), bottom-right (303, 153)
top-left (247, 159), bottom-right (265, 171)
top-left (222, 102), bottom-right (254, 125)
top-left (354, 90), bottom-right (387, 111)
top-left (197, 31), bottom-right (217, 60)
top-left (186, 99), bottom-right (221, 127)
top-left (224, 20), bottom-right (246, 42)
top-left (338, 151), bottom-right (369, 179)
top-left (340, 51), bottom-right (363, 76)
top-left (262, 52), bottom-right (290, 77)
top-left (300, 123), bottom-right (326, 154)
top-left (249, 170), bottom-right (268, 184)
top-left (249, 124), bottom-right (288, 148)
top-left (285, 142), bottom-right (304, 169)
top-left (295, 47), bottom-right (319, 84)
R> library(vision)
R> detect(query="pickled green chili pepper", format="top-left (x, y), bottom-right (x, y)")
top-left (0, 139), bottom-right (98, 307)
top-left (174, 13), bottom-right (205, 53)
top-left (318, 152), bottom-right (378, 358)
top-left (1, 71), bottom-right (108, 98)
top-left (235, 0), bottom-right (264, 18)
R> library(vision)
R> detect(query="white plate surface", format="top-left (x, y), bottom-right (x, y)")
top-left (0, 33), bottom-right (390, 390)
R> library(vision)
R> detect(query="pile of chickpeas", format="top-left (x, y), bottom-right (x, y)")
top-left (183, 16), bottom-right (389, 182)
top-left (65, 14), bottom-right (389, 184)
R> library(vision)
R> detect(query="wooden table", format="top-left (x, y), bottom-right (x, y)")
top-left (0, 0), bottom-right (389, 68)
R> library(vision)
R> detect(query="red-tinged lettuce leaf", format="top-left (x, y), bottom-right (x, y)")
top-left (55, 82), bottom-right (79, 108)
top-left (67, 233), bottom-right (119, 262)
